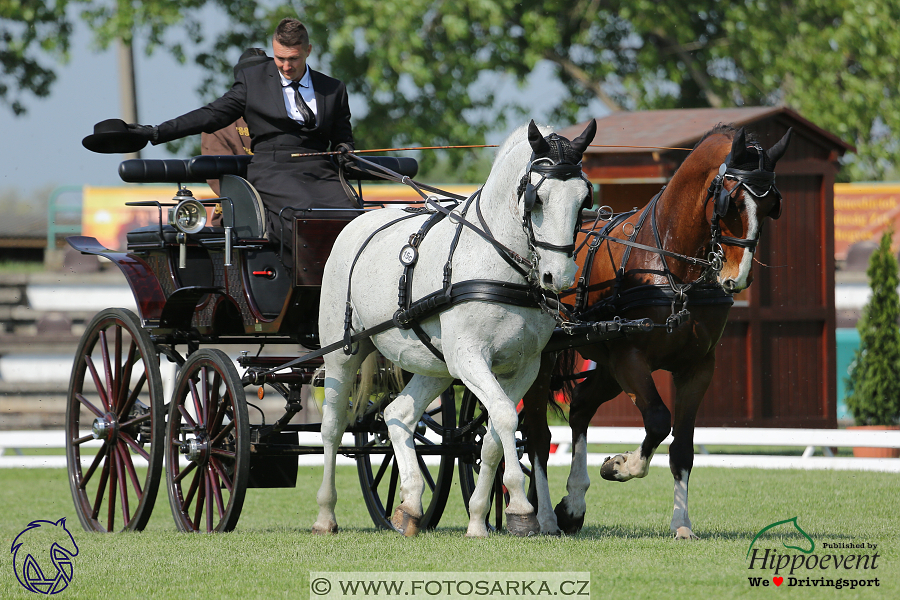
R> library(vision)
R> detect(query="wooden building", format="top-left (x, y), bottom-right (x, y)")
top-left (558, 107), bottom-right (853, 428)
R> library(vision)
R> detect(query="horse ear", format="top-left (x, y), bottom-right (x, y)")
top-left (729, 127), bottom-right (747, 165)
top-left (528, 120), bottom-right (550, 156)
top-left (569, 118), bottom-right (597, 157)
top-left (56, 517), bottom-right (67, 527)
top-left (766, 127), bottom-right (792, 168)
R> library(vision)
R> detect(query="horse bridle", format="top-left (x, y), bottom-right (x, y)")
top-left (707, 141), bottom-right (782, 253)
top-left (515, 135), bottom-right (594, 261)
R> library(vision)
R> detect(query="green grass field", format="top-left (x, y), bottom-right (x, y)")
top-left (1, 465), bottom-right (896, 599)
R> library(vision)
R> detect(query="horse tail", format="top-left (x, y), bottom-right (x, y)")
top-left (550, 348), bottom-right (582, 407)
top-left (349, 353), bottom-right (404, 421)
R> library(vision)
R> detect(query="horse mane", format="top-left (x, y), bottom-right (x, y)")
top-left (692, 122), bottom-right (769, 170)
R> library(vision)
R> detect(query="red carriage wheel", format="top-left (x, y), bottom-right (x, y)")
top-left (165, 349), bottom-right (249, 533)
top-left (65, 308), bottom-right (165, 532)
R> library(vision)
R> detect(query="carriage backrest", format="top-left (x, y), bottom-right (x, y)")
top-left (219, 174), bottom-right (266, 239)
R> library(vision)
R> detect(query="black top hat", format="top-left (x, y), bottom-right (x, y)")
top-left (234, 48), bottom-right (271, 78)
top-left (82, 119), bottom-right (149, 154)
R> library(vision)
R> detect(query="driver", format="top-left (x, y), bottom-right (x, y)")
top-left (127, 18), bottom-right (357, 252)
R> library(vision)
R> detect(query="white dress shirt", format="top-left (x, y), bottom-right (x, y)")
top-left (279, 68), bottom-right (318, 125)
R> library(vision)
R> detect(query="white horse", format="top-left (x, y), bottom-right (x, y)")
top-left (313, 119), bottom-right (597, 537)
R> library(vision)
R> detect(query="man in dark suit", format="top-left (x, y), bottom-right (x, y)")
top-left (128, 18), bottom-right (357, 249)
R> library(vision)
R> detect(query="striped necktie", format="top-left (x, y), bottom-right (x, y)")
top-left (289, 81), bottom-right (316, 127)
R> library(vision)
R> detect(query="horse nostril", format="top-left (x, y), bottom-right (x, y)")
top-left (542, 272), bottom-right (554, 287)
top-left (723, 279), bottom-right (735, 293)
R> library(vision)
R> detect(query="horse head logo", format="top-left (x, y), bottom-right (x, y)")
top-left (11, 518), bottom-right (79, 594)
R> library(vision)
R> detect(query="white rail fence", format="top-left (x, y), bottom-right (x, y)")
top-left (2, 427), bottom-right (899, 472)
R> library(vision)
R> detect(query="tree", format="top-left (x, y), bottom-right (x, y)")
top-left (0, 0), bottom-right (73, 115)
top-left (6, 1), bottom-right (900, 180)
top-left (845, 229), bottom-right (900, 426)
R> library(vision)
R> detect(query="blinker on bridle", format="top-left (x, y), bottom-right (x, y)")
top-left (708, 141), bottom-right (782, 251)
top-left (517, 133), bottom-right (594, 258)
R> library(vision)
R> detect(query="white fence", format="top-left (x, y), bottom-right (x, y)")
top-left (2, 427), bottom-right (899, 472)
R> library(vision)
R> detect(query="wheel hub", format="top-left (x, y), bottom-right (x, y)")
top-left (91, 412), bottom-right (118, 440)
top-left (180, 436), bottom-right (208, 463)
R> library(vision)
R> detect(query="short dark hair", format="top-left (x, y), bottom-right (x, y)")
top-left (274, 18), bottom-right (309, 47)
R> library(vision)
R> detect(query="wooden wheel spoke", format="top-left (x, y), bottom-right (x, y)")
top-left (182, 467), bottom-right (202, 513)
top-left (208, 374), bottom-right (222, 433)
top-left (99, 330), bottom-right (115, 412)
top-left (188, 378), bottom-right (204, 426)
top-left (208, 468), bottom-right (225, 525)
top-left (116, 341), bottom-right (138, 415)
top-left (107, 448), bottom-right (119, 531)
top-left (385, 458), bottom-right (399, 516)
top-left (118, 432), bottom-right (150, 462)
top-left (85, 356), bottom-right (110, 412)
top-left (371, 450), bottom-right (393, 489)
top-left (209, 456), bottom-right (233, 493)
top-left (413, 431), bottom-right (436, 445)
top-left (119, 372), bottom-right (146, 420)
top-left (118, 443), bottom-right (144, 499)
top-left (202, 470), bottom-right (213, 531)
top-left (119, 412), bottom-right (151, 429)
top-left (174, 460), bottom-right (197, 484)
top-left (113, 326), bottom-right (123, 407)
top-left (209, 419), bottom-right (235, 447)
top-left (209, 448), bottom-right (235, 460)
top-left (114, 444), bottom-right (131, 525)
top-left (416, 452), bottom-right (436, 492)
top-left (178, 405), bottom-right (198, 429)
top-left (200, 367), bottom-right (211, 425)
top-left (76, 393), bottom-right (105, 419)
top-left (80, 442), bottom-right (109, 489)
top-left (73, 432), bottom-right (95, 446)
top-left (91, 454), bottom-right (111, 520)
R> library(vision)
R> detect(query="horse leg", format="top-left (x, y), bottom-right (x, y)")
top-left (554, 367), bottom-right (622, 535)
top-left (669, 353), bottom-right (715, 540)
top-left (464, 417), bottom-right (504, 538)
top-left (460, 364), bottom-right (539, 537)
top-left (312, 346), bottom-right (372, 534)
top-left (599, 352), bottom-right (671, 482)
top-left (520, 352), bottom-right (559, 535)
top-left (383, 374), bottom-right (453, 537)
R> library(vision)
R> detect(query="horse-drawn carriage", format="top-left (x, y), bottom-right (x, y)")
top-left (65, 120), bottom-right (790, 539)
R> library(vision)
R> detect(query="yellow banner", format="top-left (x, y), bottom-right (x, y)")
top-left (82, 185), bottom-right (216, 251)
top-left (82, 183), bottom-right (478, 251)
top-left (834, 183), bottom-right (900, 259)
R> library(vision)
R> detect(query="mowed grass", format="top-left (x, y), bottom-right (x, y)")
top-left (1, 465), bottom-right (896, 600)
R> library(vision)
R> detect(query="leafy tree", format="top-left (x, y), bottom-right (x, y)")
top-left (6, 1), bottom-right (900, 180)
top-left (0, 0), bottom-right (73, 115)
top-left (846, 229), bottom-right (900, 426)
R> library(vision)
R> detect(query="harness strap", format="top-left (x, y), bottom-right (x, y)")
top-left (262, 279), bottom-right (541, 375)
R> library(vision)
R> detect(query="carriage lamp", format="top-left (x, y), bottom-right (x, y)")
top-left (170, 196), bottom-right (207, 235)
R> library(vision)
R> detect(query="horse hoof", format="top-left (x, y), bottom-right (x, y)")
top-left (391, 507), bottom-right (421, 537)
top-left (600, 454), bottom-right (628, 481)
top-left (553, 500), bottom-right (584, 535)
top-left (674, 526), bottom-right (700, 541)
top-left (311, 522), bottom-right (339, 535)
top-left (506, 512), bottom-right (540, 537)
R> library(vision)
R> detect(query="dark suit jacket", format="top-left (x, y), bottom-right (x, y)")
top-left (156, 61), bottom-right (353, 152)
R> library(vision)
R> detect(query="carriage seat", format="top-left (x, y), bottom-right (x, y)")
top-left (126, 225), bottom-right (226, 248)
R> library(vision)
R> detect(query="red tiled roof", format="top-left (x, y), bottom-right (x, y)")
top-left (558, 106), bottom-right (853, 154)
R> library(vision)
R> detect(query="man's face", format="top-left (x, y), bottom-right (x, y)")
top-left (273, 39), bottom-right (311, 81)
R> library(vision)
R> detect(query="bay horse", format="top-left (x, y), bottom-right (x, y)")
top-left (521, 124), bottom-right (792, 538)
top-left (313, 119), bottom-right (597, 537)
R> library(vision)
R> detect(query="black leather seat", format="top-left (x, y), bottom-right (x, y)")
top-left (126, 225), bottom-right (226, 247)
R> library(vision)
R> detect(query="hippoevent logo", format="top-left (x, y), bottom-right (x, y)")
top-left (746, 517), bottom-right (881, 590)
top-left (10, 518), bottom-right (79, 594)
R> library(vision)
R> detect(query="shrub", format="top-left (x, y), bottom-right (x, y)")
top-left (845, 229), bottom-right (900, 425)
